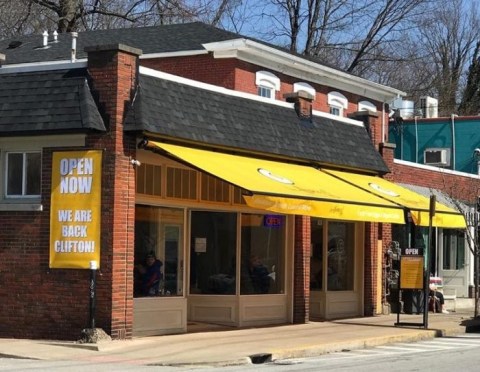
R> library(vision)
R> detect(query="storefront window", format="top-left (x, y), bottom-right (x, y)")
top-left (134, 206), bottom-right (184, 297)
top-left (240, 214), bottom-right (285, 295)
top-left (443, 229), bottom-right (465, 270)
top-left (190, 211), bottom-right (237, 295)
top-left (327, 222), bottom-right (355, 291)
top-left (310, 218), bottom-right (323, 291)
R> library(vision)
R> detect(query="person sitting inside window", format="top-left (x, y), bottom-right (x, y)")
top-left (249, 255), bottom-right (270, 294)
top-left (137, 251), bottom-right (163, 296)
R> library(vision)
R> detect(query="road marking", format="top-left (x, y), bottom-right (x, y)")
top-left (318, 335), bottom-right (480, 360)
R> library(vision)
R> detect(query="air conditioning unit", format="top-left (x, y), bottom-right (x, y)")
top-left (424, 148), bottom-right (450, 166)
top-left (419, 96), bottom-right (438, 118)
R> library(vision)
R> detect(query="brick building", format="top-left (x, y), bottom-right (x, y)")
top-left (0, 23), bottom-right (465, 340)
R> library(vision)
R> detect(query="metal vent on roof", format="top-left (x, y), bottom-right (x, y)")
top-left (7, 41), bottom-right (22, 49)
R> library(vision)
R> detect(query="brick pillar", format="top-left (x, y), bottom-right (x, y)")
top-left (379, 142), bottom-right (396, 178)
top-left (284, 91), bottom-right (314, 120)
top-left (85, 44), bottom-right (142, 339)
top-left (363, 222), bottom-right (379, 316)
top-left (379, 141), bottom-right (396, 312)
top-left (348, 110), bottom-right (382, 148)
top-left (293, 215), bottom-right (311, 323)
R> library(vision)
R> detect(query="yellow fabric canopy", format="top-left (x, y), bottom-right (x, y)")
top-left (322, 169), bottom-right (466, 229)
top-left (146, 141), bottom-right (405, 224)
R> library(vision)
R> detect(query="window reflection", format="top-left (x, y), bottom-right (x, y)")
top-left (241, 214), bottom-right (285, 295)
top-left (189, 211), bottom-right (237, 295)
top-left (134, 206), bottom-right (184, 297)
top-left (443, 229), bottom-right (465, 270)
top-left (327, 222), bottom-right (355, 291)
top-left (310, 218), bottom-right (323, 291)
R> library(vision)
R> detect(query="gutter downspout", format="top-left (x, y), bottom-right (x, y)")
top-left (382, 102), bottom-right (386, 142)
top-left (415, 116), bottom-right (419, 163)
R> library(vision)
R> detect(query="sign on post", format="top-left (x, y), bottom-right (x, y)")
top-left (49, 150), bottom-right (102, 269)
top-left (399, 247), bottom-right (424, 290)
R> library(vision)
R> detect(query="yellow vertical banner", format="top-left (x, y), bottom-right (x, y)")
top-left (49, 150), bottom-right (102, 269)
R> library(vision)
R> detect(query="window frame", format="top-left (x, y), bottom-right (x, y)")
top-left (4, 151), bottom-right (42, 199)
top-left (0, 134), bottom-right (86, 211)
top-left (328, 91), bottom-right (348, 117)
top-left (255, 71), bottom-right (280, 100)
top-left (5, 151), bottom-right (42, 198)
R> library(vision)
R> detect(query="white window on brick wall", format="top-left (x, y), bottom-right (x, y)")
top-left (293, 82), bottom-right (316, 99)
top-left (6, 151), bottom-right (41, 197)
top-left (328, 91), bottom-right (348, 116)
top-left (255, 71), bottom-right (280, 100)
top-left (0, 134), bottom-right (86, 211)
top-left (358, 100), bottom-right (377, 113)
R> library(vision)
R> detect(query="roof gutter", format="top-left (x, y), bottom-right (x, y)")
top-left (140, 49), bottom-right (208, 59)
top-left (203, 39), bottom-right (407, 102)
top-left (0, 60), bottom-right (87, 74)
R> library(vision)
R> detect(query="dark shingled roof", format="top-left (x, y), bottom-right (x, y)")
top-left (0, 22), bottom-right (347, 76)
top-left (125, 73), bottom-right (389, 173)
top-left (0, 22), bottom-right (242, 65)
top-left (0, 69), bottom-right (106, 134)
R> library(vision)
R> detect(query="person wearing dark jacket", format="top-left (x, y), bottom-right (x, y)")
top-left (137, 251), bottom-right (163, 296)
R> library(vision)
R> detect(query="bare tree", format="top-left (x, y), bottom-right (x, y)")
top-left (257, 1), bottom-right (428, 73)
top-left (413, 0), bottom-right (480, 116)
top-left (458, 42), bottom-right (480, 116)
top-left (0, 0), bottom-right (239, 36)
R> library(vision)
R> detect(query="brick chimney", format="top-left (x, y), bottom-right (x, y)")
top-left (84, 43), bottom-right (142, 340)
top-left (284, 91), bottom-right (314, 121)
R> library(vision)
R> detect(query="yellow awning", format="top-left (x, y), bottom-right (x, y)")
top-left (145, 141), bottom-right (405, 224)
top-left (322, 169), bottom-right (466, 229)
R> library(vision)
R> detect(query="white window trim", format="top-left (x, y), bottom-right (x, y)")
top-left (293, 82), bottom-right (316, 98)
top-left (256, 71), bottom-right (280, 100)
top-left (5, 151), bottom-right (41, 198)
top-left (327, 91), bottom-right (348, 109)
top-left (0, 134), bottom-right (86, 211)
top-left (328, 91), bottom-right (348, 116)
top-left (329, 106), bottom-right (342, 116)
top-left (358, 100), bottom-right (377, 112)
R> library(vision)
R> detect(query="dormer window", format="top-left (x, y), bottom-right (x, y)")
top-left (256, 71), bottom-right (280, 100)
top-left (293, 82), bottom-right (316, 100)
top-left (328, 91), bottom-right (348, 116)
top-left (358, 100), bottom-right (377, 112)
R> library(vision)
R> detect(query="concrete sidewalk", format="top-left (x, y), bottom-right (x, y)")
top-left (0, 310), bottom-right (477, 367)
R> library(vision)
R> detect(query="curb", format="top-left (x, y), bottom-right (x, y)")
top-left (270, 326), bottom-right (464, 362)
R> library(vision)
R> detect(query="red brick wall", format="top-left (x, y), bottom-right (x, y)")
top-left (293, 215), bottom-right (310, 323)
top-left (0, 150), bottom-right (91, 339)
top-left (141, 55), bottom-right (383, 118)
top-left (391, 163), bottom-right (479, 204)
top-left (142, 54), bottom-right (237, 89)
top-left (363, 223), bottom-right (379, 316)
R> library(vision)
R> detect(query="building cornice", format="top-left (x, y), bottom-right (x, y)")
top-left (202, 39), bottom-right (407, 103)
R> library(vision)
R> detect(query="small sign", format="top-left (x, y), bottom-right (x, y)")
top-left (263, 214), bottom-right (283, 228)
top-left (401, 247), bottom-right (424, 256)
top-left (195, 237), bottom-right (207, 253)
top-left (400, 247), bottom-right (424, 289)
